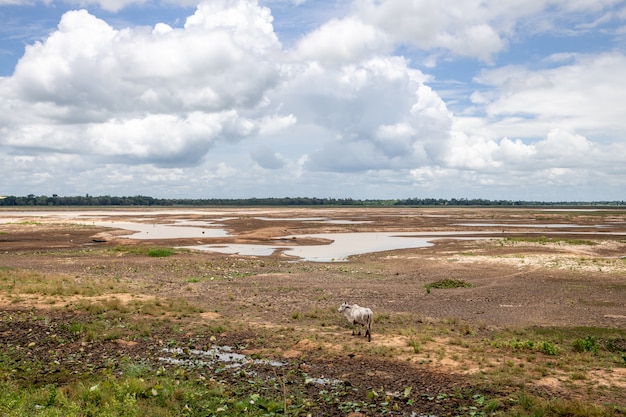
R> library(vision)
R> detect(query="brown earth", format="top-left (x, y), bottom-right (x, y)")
top-left (1, 207), bottom-right (625, 415)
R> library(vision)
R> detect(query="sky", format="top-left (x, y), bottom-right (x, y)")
top-left (1, 0), bottom-right (625, 201)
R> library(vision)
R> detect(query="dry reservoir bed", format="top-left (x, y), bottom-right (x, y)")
top-left (1, 206), bottom-right (625, 416)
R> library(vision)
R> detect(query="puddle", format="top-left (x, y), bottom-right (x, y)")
top-left (186, 232), bottom-right (489, 262)
top-left (158, 346), bottom-right (347, 388)
top-left (282, 232), bottom-right (436, 262)
top-left (305, 376), bottom-right (343, 385)
top-left (186, 232), bottom-right (443, 262)
top-left (93, 221), bottom-right (229, 239)
top-left (159, 346), bottom-right (284, 369)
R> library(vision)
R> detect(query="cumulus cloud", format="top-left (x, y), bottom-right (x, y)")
top-left (269, 56), bottom-right (453, 172)
top-left (292, 17), bottom-right (392, 65)
top-left (0, 2), bottom-right (289, 165)
top-left (11, 5), bottom-right (280, 114)
top-left (473, 52), bottom-right (626, 138)
top-left (1, 0), bottom-right (626, 200)
top-left (354, 0), bottom-right (508, 62)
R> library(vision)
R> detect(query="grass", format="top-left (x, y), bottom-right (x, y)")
top-left (0, 366), bottom-right (291, 416)
top-left (113, 245), bottom-right (175, 257)
top-left (503, 236), bottom-right (598, 246)
top-left (425, 278), bottom-right (472, 293)
top-left (0, 268), bottom-right (131, 298)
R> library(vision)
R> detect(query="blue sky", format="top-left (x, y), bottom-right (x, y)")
top-left (1, 0), bottom-right (625, 201)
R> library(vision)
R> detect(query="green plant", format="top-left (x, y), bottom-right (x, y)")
top-left (147, 248), bottom-right (174, 257)
top-left (503, 236), bottom-right (597, 246)
top-left (573, 336), bottom-right (600, 354)
top-left (425, 278), bottom-right (472, 293)
top-left (408, 338), bottom-right (421, 353)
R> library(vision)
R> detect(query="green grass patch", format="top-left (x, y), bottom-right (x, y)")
top-left (0, 366), bottom-right (290, 417)
top-left (503, 236), bottom-right (597, 245)
top-left (425, 278), bottom-right (472, 293)
top-left (147, 248), bottom-right (174, 257)
top-left (113, 245), bottom-right (175, 257)
top-left (502, 390), bottom-right (619, 417)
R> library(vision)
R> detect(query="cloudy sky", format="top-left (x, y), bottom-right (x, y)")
top-left (1, 0), bottom-right (625, 201)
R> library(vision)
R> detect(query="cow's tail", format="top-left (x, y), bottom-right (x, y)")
top-left (366, 312), bottom-right (372, 342)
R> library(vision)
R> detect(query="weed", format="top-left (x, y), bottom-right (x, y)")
top-left (113, 245), bottom-right (175, 257)
top-left (147, 247), bottom-right (174, 257)
top-left (425, 278), bottom-right (472, 293)
top-left (603, 336), bottom-right (626, 353)
top-left (573, 336), bottom-right (600, 354)
top-left (503, 236), bottom-right (597, 246)
top-left (408, 338), bottom-right (421, 353)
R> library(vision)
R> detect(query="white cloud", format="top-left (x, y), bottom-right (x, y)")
top-left (269, 56), bottom-right (452, 171)
top-left (7, 6), bottom-right (280, 117)
top-left (1, 0), bottom-right (626, 200)
top-left (258, 114), bottom-right (297, 136)
top-left (0, 0), bottom-right (38, 4)
top-left (354, 0), bottom-right (509, 62)
top-left (435, 24), bottom-right (506, 62)
top-left (353, 0), bottom-right (624, 62)
top-left (292, 17), bottom-right (391, 65)
top-left (0, 2), bottom-right (290, 165)
top-left (473, 52), bottom-right (626, 138)
top-left (70, 0), bottom-right (147, 13)
top-left (443, 132), bottom-right (501, 170)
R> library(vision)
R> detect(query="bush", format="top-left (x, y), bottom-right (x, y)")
top-left (573, 336), bottom-right (599, 354)
top-left (425, 279), bottom-right (472, 294)
top-left (541, 341), bottom-right (559, 356)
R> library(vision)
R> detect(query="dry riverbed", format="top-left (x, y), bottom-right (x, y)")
top-left (1, 207), bottom-right (625, 416)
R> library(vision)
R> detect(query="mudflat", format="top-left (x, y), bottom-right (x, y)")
top-left (1, 207), bottom-right (625, 415)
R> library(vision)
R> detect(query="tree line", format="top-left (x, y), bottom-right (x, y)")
top-left (0, 194), bottom-right (624, 207)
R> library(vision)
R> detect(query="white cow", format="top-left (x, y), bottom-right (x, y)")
top-left (338, 302), bottom-right (373, 342)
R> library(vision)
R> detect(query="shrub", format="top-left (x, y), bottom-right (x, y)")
top-left (541, 341), bottom-right (559, 356)
top-left (425, 278), bottom-right (472, 293)
top-left (573, 336), bottom-right (599, 354)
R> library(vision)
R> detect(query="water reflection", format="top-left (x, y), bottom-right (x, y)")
top-left (187, 232), bottom-right (450, 262)
top-left (93, 221), bottom-right (228, 239)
